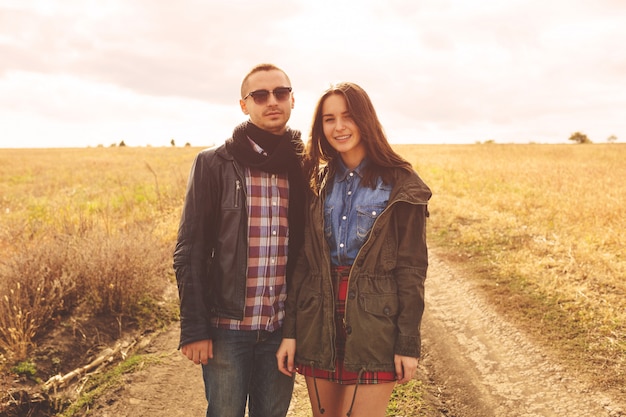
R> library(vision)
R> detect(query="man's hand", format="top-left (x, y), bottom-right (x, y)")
top-left (276, 338), bottom-right (296, 377)
top-left (181, 339), bottom-right (213, 365)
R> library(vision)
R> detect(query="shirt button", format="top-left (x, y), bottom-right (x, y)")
top-left (272, 230), bottom-right (277, 235)
top-left (349, 172), bottom-right (354, 177)
top-left (345, 325), bottom-right (352, 335)
top-left (347, 191), bottom-right (352, 195)
top-left (339, 243), bottom-right (345, 248)
top-left (372, 211), bottom-right (377, 216)
top-left (342, 215), bottom-right (347, 221)
top-left (271, 258), bottom-right (276, 263)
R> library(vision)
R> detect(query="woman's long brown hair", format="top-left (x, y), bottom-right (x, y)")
top-left (304, 82), bottom-right (413, 194)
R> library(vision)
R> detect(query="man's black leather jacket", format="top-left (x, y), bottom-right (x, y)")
top-left (173, 144), bottom-right (249, 348)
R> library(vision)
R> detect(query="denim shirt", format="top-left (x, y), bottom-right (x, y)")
top-left (324, 159), bottom-right (392, 266)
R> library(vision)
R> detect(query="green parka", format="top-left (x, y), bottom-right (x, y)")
top-left (283, 166), bottom-right (431, 373)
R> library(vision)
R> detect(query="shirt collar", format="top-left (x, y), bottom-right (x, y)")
top-left (335, 157), bottom-right (367, 183)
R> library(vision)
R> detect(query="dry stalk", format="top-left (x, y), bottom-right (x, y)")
top-left (43, 343), bottom-right (123, 391)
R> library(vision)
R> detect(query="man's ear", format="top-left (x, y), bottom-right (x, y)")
top-left (240, 99), bottom-right (249, 115)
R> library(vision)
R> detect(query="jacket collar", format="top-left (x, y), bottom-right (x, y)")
top-left (390, 170), bottom-right (432, 205)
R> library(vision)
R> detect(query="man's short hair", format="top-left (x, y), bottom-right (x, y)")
top-left (240, 63), bottom-right (291, 98)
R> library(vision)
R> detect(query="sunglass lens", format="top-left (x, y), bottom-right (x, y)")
top-left (251, 90), bottom-right (270, 104)
top-left (274, 87), bottom-right (291, 101)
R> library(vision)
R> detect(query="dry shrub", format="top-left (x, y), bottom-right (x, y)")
top-left (0, 285), bottom-right (37, 362)
top-left (0, 147), bottom-right (192, 365)
top-left (0, 226), bottom-right (170, 361)
top-left (74, 226), bottom-right (170, 318)
top-left (0, 237), bottom-right (76, 361)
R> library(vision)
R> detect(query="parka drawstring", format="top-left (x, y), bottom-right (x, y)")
top-left (311, 362), bottom-right (325, 414)
top-left (345, 368), bottom-right (364, 416)
top-left (309, 363), bottom-right (364, 416)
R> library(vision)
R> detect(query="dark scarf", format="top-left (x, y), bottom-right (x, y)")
top-left (225, 121), bottom-right (306, 280)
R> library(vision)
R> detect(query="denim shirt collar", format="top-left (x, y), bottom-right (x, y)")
top-left (335, 157), bottom-right (368, 183)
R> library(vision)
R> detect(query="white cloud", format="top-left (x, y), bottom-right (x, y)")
top-left (0, 0), bottom-right (625, 147)
top-left (0, 71), bottom-right (241, 148)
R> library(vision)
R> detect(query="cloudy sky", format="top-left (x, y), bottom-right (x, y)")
top-left (1, 0), bottom-right (625, 148)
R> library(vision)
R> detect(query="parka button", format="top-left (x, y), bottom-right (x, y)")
top-left (383, 307), bottom-right (391, 316)
top-left (348, 291), bottom-right (356, 299)
top-left (345, 326), bottom-right (352, 335)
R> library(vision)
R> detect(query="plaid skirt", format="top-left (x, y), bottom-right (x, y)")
top-left (296, 266), bottom-right (396, 385)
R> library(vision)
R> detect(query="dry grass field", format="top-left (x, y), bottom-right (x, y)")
top-left (0, 143), bottom-right (624, 414)
top-left (0, 147), bottom-right (193, 364)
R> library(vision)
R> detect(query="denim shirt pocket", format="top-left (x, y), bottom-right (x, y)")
top-left (356, 204), bottom-right (386, 242)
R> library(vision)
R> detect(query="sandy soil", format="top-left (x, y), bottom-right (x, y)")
top-left (89, 253), bottom-right (626, 417)
top-left (420, 254), bottom-right (624, 417)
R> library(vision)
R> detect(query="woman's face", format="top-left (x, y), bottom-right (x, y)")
top-left (321, 93), bottom-right (366, 169)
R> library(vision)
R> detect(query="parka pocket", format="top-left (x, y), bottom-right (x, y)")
top-left (295, 285), bottom-right (324, 359)
top-left (357, 292), bottom-right (398, 355)
top-left (297, 292), bottom-right (321, 314)
top-left (360, 293), bottom-right (398, 318)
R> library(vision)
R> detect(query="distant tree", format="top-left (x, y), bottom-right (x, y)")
top-left (119, 140), bottom-right (126, 147)
top-left (184, 142), bottom-right (191, 147)
top-left (170, 139), bottom-right (176, 147)
top-left (568, 132), bottom-right (592, 144)
top-left (607, 134), bottom-right (617, 143)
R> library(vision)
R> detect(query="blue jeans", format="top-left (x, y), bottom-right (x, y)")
top-left (201, 327), bottom-right (294, 417)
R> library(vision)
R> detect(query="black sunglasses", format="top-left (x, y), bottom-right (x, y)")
top-left (243, 87), bottom-right (292, 105)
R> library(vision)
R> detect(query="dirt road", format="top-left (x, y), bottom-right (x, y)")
top-left (91, 253), bottom-right (625, 416)
top-left (420, 253), bottom-right (624, 417)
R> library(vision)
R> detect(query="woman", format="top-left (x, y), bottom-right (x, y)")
top-left (277, 82), bottom-right (431, 416)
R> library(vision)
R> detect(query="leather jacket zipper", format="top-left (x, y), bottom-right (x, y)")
top-left (234, 179), bottom-right (241, 208)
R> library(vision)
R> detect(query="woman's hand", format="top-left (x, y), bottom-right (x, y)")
top-left (394, 354), bottom-right (418, 384)
top-left (276, 338), bottom-right (296, 377)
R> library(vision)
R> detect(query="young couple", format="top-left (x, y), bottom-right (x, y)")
top-left (173, 63), bottom-right (431, 417)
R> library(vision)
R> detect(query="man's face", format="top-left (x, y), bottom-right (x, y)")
top-left (240, 70), bottom-right (294, 135)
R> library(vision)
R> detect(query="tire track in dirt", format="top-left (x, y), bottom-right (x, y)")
top-left (420, 252), bottom-right (625, 417)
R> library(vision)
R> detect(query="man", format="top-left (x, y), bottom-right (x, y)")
top-left (173, 63), bottom-right (305, 417)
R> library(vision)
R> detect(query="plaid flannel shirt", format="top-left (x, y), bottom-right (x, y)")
top-left (212, 140), bottom-right (289, 332)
